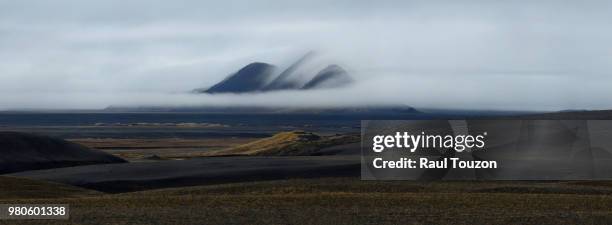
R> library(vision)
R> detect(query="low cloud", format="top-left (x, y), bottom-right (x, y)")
top-left (1, 0), bottom-right (612, 111)
top-left (3, 73), bottom-right (611, 111)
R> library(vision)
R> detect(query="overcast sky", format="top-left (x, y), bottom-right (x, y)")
top-left (1, 0), bottom-right (611, 111)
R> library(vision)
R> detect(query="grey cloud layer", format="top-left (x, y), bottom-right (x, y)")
top-left (1, 0), bottom-right (611, 110)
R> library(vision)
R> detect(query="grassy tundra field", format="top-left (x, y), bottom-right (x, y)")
top-left (3, 112), bottom-right (612, 224)
top-left (2, 176), bottom-right (612, 225)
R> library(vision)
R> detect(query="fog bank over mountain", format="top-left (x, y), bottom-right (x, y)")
top-left (2, 73), bottom-right (611, 111)
top-left (1, 0), bottom-right (612, 110)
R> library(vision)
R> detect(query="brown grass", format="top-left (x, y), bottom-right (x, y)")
top-left (2, 178), bottom-right (612, 224)
top-left (0, 176), bottom-right (100, 200)
top-left (206, 131), bottom-right (359, 156)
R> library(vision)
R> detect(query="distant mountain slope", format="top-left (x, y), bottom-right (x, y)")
top-left (104, 105), bottom-right (421, 115)
top-left (278, 105), bottom-right (420, 114)
top-left (513, 110), bottom-right (612, 119)
top-left (0, 132), bottom-right (126, 174)
top-left (202, 62), bottom-right (276, 94)
top-left (302, 65), bottom-right (353, 90)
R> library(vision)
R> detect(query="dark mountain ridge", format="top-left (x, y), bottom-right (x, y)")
top-left (195, 53), bottom-right (354, 94)
top-left (104, 105), bottom-right (420, 115)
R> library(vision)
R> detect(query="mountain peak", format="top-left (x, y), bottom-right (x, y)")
top-left (196, 54), bottom-right (354, 94)
top-left (302, 64), bottom-right (353, 90)
top-left (201, 62), bottom-right (276, 94)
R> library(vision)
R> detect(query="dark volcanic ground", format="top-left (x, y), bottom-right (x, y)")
top-left (3, 110), bottom-right (612, 194)
top-left (10, 155), bottom-right (361, 193)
